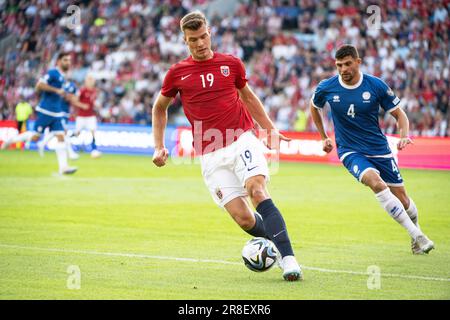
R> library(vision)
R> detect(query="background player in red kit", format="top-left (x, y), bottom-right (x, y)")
top-left (75, 74), bottom-right (102, 158)
top-left (152, 11), bottom-right (302, 281)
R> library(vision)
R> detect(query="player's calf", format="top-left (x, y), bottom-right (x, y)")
top-left (225, 198), bottom-right (266, 237)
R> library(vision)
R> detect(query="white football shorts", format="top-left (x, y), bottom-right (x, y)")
top-left (75, 116), bottom-right (97, 132)
top-left (200, 131), bottom-right (270, 208)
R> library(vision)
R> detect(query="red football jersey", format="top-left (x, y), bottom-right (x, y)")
top-left (161, 52), bottom-right (254, 154)
top-left (77, 87), bottom-right (97, 117)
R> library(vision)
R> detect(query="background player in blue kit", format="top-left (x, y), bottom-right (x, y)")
top-left (310, 44), bottom-right (434, 255)
top-left (37, 79), bottom-right (88, 159)
top-left (1, 52), bottom-right (77, 175)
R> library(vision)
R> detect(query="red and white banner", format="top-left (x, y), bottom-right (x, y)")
top-left (392, 136), bottom-right (450, 170)
top-left (0, 120), bottom-right (19, 143)
top-left (175, 127), bottom-right (450, 170)
top-left (2, 120), bottom-right (449, 170)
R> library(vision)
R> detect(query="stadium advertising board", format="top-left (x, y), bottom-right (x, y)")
top-left (1, 121), bottom-right (449, 169)
top-left (0, 121), bottom-right (176, 156)
top-left (0, 120), bottom-right (19, 142)
top-left (175, 127), bottom-right (450, 170)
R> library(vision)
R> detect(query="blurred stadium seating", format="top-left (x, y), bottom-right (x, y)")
top-left (0, 0), bottom-right (448, 136)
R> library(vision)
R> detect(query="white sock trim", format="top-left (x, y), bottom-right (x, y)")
top-left (374, 188), bottom-right (391, 202)
top-left (359, 167), bottom-right (380, 183)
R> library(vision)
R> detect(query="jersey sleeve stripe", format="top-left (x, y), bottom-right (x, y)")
top-left (310, 98), bottom-right (322, 109)
top-left (387, 104), bottom-right (401, 114)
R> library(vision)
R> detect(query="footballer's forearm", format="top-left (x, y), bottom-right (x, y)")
top-left (35, 81), bottom-right (61, 94)
top-left (67, 95), bottom-right (86, 109)
top-left (310, 103), bottom-right (328, 139)
top-left (74, 101), bottom-right (88, 110)
top-left (242, 96), bottom-right (276, 132)
top-left (152, 103), bottom-right (168, 149)
top-left (391, 108), bottom-right (410, 138)
top-left (239, 85), bottom-right (277, 132)
top-left (249, 104), bottom-right (276, 132)
top-left (152, 93), bottom-right (173, 149)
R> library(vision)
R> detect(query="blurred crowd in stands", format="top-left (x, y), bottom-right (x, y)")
top-left (0, 0), bottom-right (449, 136)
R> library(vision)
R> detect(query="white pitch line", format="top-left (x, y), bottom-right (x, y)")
top-left (0, 243), bottom-right (449, 283)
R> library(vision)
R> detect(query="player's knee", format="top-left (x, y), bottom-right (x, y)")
top-left (371, 180), bottom-right (388, 193)
top-left (362, 171), bottom-right (387, 193)
top-left (246, 181), bottom-right (268, 204)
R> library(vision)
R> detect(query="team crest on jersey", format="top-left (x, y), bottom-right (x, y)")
top-left (333, 95), bottom-right (340, 102)
top-left (220, 66), bottom-right (230, 77)
top-left (362, 91), bottom-right (371, 100)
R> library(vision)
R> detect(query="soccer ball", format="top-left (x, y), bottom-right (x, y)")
top-left (242, 237), bottom-right (279, 272)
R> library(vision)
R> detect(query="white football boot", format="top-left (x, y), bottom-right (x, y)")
top-left (281, 255), bottom-right (303, 281)
top-left (412, 234), bottom-right (434, 254)
top-left (60, 166), bottom-right (78, 175)
top-left (411, 238), bottom-right (420, 254)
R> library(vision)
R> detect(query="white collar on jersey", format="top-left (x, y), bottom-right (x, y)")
top-left (338, 71), bottom-right (363, 89)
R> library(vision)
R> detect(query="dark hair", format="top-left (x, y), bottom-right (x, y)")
top-left (180, 11), bottom-right (207, 32)
top-left (56, 52), bottom-right (71, 61)
top-left (335, 45), bottom-right (359, 60)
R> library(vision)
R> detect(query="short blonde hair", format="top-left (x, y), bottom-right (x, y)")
top-left (180, 11), bottom-right (207, 32)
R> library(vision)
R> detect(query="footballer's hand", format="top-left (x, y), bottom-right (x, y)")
top-left (152, 147), bottom-right (169, 167)
top-left (322, 138), bottom-right (333, 153)
top-left (397, 137), bottom-right (413, 151)
top-left (81, 103), bottom-right (89, 110)
top-left (265, 130), bottom-right (291, 150)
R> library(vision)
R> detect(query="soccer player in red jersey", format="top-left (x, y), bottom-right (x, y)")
top-left (152, 11), bottom-right (302, 281)
top-left (75, 74), bottom-right (102, 158)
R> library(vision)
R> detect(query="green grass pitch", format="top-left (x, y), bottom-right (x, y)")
top-left (0, 150), bottom-right (449, 299)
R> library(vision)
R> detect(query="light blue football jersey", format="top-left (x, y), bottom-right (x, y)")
top-left (311, 72), bottom-right (401, 158)
top-left (37, 68), bottom-right (65, 116)
top-left (60, 81), bottom-right (77, 117)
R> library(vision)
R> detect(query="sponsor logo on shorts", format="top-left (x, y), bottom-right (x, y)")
top-left (215, 188), bottom-right (223, 200)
